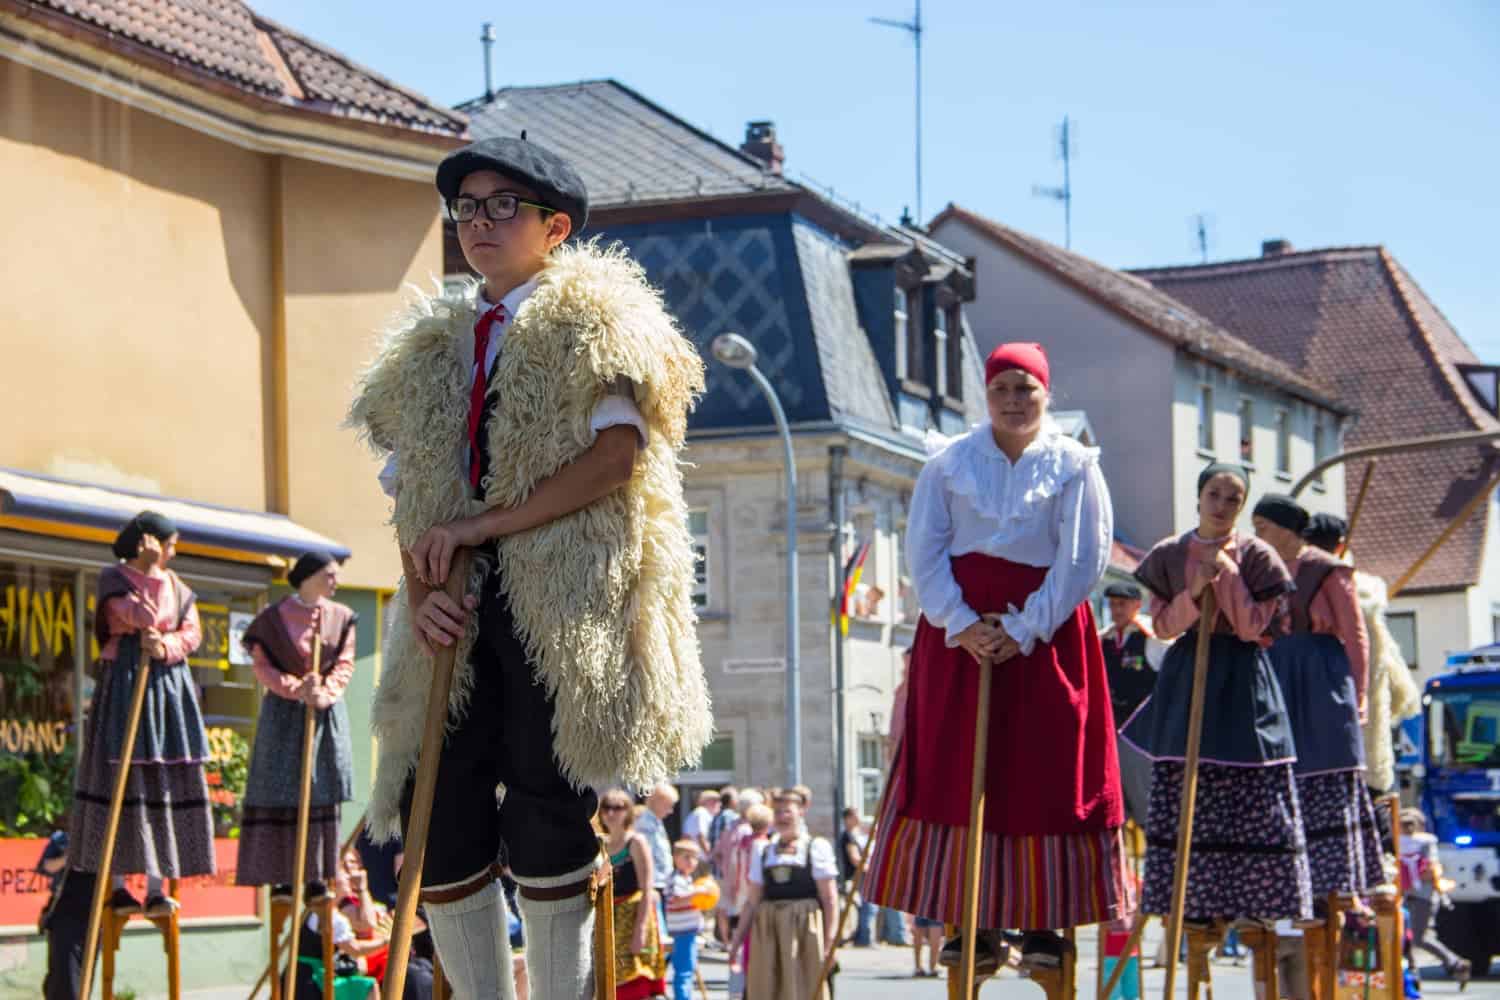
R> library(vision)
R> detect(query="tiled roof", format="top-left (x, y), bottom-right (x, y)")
top-left (928, 204), bottom-right (1347, 412)
top-left (1133, 248), bottom-right (1500, 591)
top-left (6, 0), bottom-right (466, 137)
top-left (462, 80), bottom-right (796, 207)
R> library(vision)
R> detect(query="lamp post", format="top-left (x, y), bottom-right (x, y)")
top-left (712, 332), bottom-right (801, 786)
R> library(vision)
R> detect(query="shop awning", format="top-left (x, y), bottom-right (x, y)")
top-left (0, 467), bottom-right (350, 568)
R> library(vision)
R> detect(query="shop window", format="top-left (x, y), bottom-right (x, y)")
top-left (857, 733), bottom-right (884, 818)
top-left (697, 733), bottom-right (734, 772)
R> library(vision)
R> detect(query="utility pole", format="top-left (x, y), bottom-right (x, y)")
top-left (1032, 115), bottom-right (1074, 248)
top-left (480, 22), bottom-right (496, 102)
top-left (1192, 213), bottom-right (1214, 263)
top-left (870, 0), bottom-right (924, 223)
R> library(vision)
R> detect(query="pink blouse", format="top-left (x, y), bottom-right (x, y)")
top-left (1290, 552), bottom-right (1370, 704)
top-left (250, 597), bottom-right (357, 703)
top-left (101, 565), bottom-right (202, 662)
top-left (1149, 534), bottom-right (1281, 643)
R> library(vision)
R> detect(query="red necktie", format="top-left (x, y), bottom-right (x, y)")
top-left (468, 303), bottom-right (505, 488)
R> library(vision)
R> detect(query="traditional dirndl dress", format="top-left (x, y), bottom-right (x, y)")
top-left (235, 598), bottom-right (357, 886)
top-left (865, 553), bottom-right (1132, 930)
top-left (609, 843), bottom-right (667, 1000)
top-left (70, 566), bottom-right (216, 878)
top-left (1268, 547), bottom-right (1383, 897)
top-left (1122, 532), bottom-right (1312, 922)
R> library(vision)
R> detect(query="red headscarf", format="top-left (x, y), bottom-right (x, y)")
top-left (984, 342), bottom-right (1050, 389)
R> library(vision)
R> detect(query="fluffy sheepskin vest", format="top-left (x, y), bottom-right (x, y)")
top-left (349, 242), bottom-right (712, 841)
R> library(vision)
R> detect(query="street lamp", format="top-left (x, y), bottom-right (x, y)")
top-left (711, 332), bottom-right (801, 787)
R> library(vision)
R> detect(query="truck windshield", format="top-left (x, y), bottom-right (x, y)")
top-left (1428, 688), bottom-right (1500, 769)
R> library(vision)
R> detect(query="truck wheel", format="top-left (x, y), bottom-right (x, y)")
top-left (1436, 901), bottom-right (1494, 977)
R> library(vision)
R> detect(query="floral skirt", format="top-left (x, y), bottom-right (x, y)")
top-left (1299, 770), bottom-right (1385, 897)
top-left (1142, 761), bottom-right (1311, 922)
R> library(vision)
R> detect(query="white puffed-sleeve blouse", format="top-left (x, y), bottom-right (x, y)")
top-left (905, 422), bottom-right (1113, 654)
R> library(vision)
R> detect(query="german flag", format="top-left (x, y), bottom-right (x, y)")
top-left (833, 539), bottom-right (872, 636)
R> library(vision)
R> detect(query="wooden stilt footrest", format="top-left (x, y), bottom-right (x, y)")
top-left (1184, 924), bottom-right (1219, 1000)
top-left (102, 892), bottom-right (183, 1000)
top-left (1237, 922), bottom-right (1281, 1000)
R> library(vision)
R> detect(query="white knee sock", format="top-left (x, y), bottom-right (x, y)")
top-left (516, 890), bottom-right (595, 1000)
top-left (425, 880), bottom-right (516, 1000)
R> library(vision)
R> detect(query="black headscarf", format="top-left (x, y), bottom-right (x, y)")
top-left (1196, 462), bottom-right (1249, 495)
top-left (1303, 513), bottom-right (1348, 553)
top-left (111, 510), bottom-right (178, 560)
top-left (288, 550), bottom-right (337, 589)
top-left (1252, 493), bottom-right (1309, 534)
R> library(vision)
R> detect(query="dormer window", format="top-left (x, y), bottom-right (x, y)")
top-left (1458, 364), bottom-right (1500, 416)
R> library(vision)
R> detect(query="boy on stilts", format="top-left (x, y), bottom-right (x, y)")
top-left (350, 135), bottom-right (712, 999)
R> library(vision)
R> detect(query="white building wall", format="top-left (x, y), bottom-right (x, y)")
top-left (1168, 355), bottom-right (1347, 537)
top-left (1389, 498), bottom-right (1500, 678)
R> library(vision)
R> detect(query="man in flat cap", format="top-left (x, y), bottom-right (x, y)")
top-left (351, 136), bottom-right (712, 998)
top-left (1100, 581), bottom-right (1161, 826)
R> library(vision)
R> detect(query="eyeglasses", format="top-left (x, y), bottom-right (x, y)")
top-left (446, 192), bottom-right (555, 223)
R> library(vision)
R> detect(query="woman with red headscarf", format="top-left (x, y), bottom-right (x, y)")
top-left (864, 343), bottom-right (1131, 972)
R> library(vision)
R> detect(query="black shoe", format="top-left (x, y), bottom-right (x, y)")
top-left (270, 884), bottom-right (294, 903)
top-left (938, 931), bottom-right (1007, 975)
top-left (108, 888), bottom-right (143, 915)
top-left (1020, 930), bottom-right (1069, 971)
top-left (143, 894), bottom-right (178, 918)
top-left (1450, 959), bottom-right (1471, 991)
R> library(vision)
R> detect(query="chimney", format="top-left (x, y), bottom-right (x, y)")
top-left (740, 121), bottom-right (784, 175)
top-left (1261, 238), bottom-right (1293, 257)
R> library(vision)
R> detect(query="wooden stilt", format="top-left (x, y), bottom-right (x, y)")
top-left (432, 953), bottom-right (449, 1000)
top-left (593, 839), bottom-right (616, 1000)
top-left (1184, 924), bottom-right (1218, 1000)
top-left (1031, 929), bottom-right (1078, 1000)
top-left (304, 896), bottom-right (336, 1000)
top-left (283, 606), bottom-right (325, 1000)
top-left (1162, 589), bottom-right (1218, 1000)
top-left (1302, 917), bottom-right (1330, 1000)
top-left (1381, 793), bottom-right (1405, 1000)
top-left (246, 904), bottom-right (293, 1000)
top-left (79, 644), bottom-right (153, 1000)
top-left (99, 896), bottom-right (184, 1000)
top-left (1238, 922), bottom-right (1280, 1000)
top-left (385, 549), bottom-right (472, 1000)
top-left (958, 657), bottom-right (995, 1000)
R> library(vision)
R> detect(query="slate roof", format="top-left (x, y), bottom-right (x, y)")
top-left (461, 79), bottom-right (796, 207)
top-left (4, 0), bottom-right (466, 138)
top-left (1133, 247), bottom-right (1500, 591)
top-left (928, 204), bottom-right (1348, 412)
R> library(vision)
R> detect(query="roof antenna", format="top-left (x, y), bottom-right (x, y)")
top-left (1032, 115), bottom-right (1075, 249)
top-left (481, 22), bottom-right (496, 102)
top-left (1191, 213), bottom-right (1215, 263)
top-left (869, 0), bottom-right (924, 223)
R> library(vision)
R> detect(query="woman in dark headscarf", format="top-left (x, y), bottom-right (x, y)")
top-left (235, 551), bottom-right (358, 902)
top-left (1253, 494), bottom-right (1382, 906)
top-left (70, 511), bottom-right (214, 917)
top-left (1122, 466), bottom-right (1312, 925)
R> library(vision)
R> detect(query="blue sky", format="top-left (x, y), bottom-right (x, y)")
top-left (254, 0), bottom-right (1499, 358)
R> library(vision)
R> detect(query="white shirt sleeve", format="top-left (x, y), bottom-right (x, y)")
top-left (306, 910), bottom-right (355, 946)
top-left (808, 838), bottom-right (839, 882)
top-left (906, 455), bottom-right (981, 646)
top-left (748, 843), bottom-right (765, 886)
top-left (999, 458), bottom-right (1114, 655)
top-left (377, 452), bottom-right (399, 500)
top-left (590, 377), bottom-right (649, 447)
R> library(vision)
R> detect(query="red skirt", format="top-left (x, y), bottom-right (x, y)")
top-left (864, 553), bottom-right (1132, 929)
top-left (900, 553), bottom-right (1122, 834)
